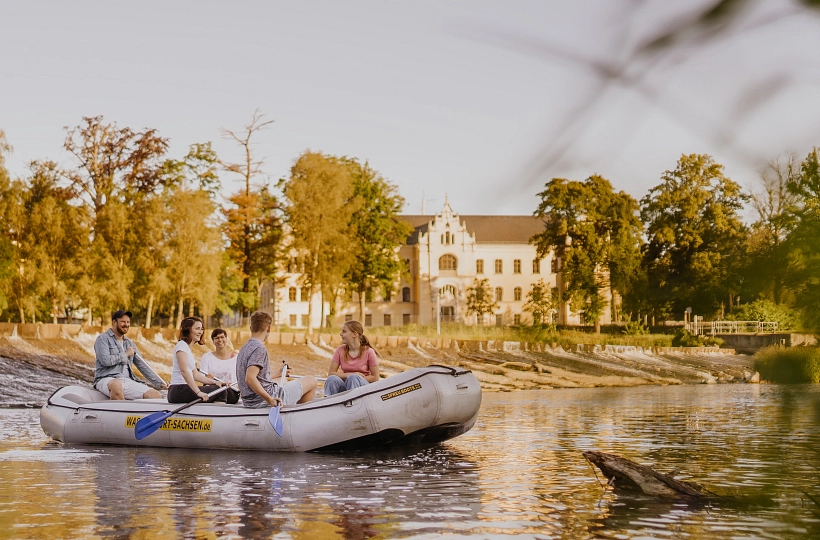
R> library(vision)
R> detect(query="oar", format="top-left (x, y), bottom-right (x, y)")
top-left (135, 386), bottom-right (228, 441)
top-left (268, 364), bottom-right (287, 436)
top-left (197, 369), bottom-right (238, 389)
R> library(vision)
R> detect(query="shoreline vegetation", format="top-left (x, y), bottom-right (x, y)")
top-left (754, 346), bottom-right (820, 384)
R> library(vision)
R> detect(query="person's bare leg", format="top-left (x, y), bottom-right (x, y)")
top-left (142, 389), bottom-right (161, 399)
top-left (297, 377), bottom-right (317, 403)
top-left (108, 379), bottom-right (124, 400)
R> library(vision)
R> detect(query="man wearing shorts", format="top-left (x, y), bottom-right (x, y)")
top-left (236, 311), bottom-right (317, 408)
top-left (93, 310), bottom-right (168, 400)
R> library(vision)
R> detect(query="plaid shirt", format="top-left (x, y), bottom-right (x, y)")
top-left (93, 328), bottom-right (165, 388)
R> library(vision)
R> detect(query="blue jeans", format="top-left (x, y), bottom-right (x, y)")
top-left (324, 374), bottom-right (368, 396)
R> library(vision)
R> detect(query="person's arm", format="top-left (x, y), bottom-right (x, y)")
top-left (94, 334), bottom-right (127, 367)
top-left (364, 350), bottom-right (380, 383)
top-left (177, 350), bottom-right (215, 401)
top-left (245, 365), bottom-right (281, 406)
top-left (132, 349), bottom-right (168, 389)
top-left (326, 359), bottom-right (341, 378)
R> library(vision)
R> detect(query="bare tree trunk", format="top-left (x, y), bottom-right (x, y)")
top-left (307, 283), bottom-right (314, 334)
top-left (359, 285), bottom-right (366, 322)
top-left (52, 300), bottom-right (58, 324)
top-left (176, 296), bottom-right (184, 329)
top-left (594, 317), bottom-right (601, 334)
top-left (146, 293), bottom-right (154, 329)
top-left (320, 289), bottom-right (325, 329)
top-left (19, 306), bottom-right (25, 324)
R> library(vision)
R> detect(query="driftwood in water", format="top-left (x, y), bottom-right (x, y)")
top-left (583, 451), bottom-right (710, 499)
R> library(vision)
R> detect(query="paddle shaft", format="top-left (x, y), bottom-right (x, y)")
top-left (167, 385), bottom-right (228, 416)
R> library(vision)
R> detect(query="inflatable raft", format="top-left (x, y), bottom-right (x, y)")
top-left (40, 365), bottom-right (481, 452)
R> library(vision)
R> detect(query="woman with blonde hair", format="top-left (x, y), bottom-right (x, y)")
top-left (324, 320), bottom-right (380, 396)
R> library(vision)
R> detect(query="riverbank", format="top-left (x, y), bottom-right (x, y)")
top-left (0, 324), bottom-right (758, 407)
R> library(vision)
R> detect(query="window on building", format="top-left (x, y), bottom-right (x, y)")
top-left (514, 287), bottom-right (522, 301)
top-left (385, 289), bottom-right (392, 302)
top-left (533, 259), bottom-right (541, 273)
top-left (345, 314), bottom-right (353, 322)
top-left (514, 314), bottom-right (521, 325)
top-left (403, 313), bottom-right (411, 325)
top-left (495, 259), bottom-right (503, 273)
top-left (476, 259), bottom-right (484, 274)
top-left (551, 258), bottom-right (559, 274)
top-left (441, 284), bottom-right (457, 298)
top-left (365, 314), bottom-right (372, 327)
top-left (496, 314), bottom-right (503, 327)
top-left (289, 314), bottom-right (297, 326)
top-left (402, 287), bottom-right (411, 302)
top-left (404, 258), bottom-right (411, 275)
top-left (495, 287), bottom-right (503, 302)
top-left (288, 287), bottom-right (296, 302)
top-left (301, 314), bottom-right (309, 327)
top-left (513, 259), bottom-right (521, 273)
top-left (300, 287), bottom-right (309, 302)
top-left (439, 254), bottom-right (457, 272)
top-left (384, 314), bottom-right (391, 326)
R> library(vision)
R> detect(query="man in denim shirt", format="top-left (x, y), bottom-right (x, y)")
top-left (93, 310), bottom-right (168, 400)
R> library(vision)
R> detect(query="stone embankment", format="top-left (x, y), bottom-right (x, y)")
top-left (0, 323), bottom-right (758, 402)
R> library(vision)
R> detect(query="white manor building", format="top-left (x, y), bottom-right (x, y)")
top-left (259, 200), bottom-right (612, 329)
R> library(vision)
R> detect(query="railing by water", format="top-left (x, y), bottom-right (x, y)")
top-left (688, 320), bottom-right (779, 335)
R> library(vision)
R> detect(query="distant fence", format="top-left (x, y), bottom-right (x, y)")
top-left (689, 320), bottom-right (779, 335)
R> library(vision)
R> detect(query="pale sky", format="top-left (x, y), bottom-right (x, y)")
top-left (2, 0), bottom-right (820, 216)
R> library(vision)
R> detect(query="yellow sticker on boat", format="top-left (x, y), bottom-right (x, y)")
top-left (381, 383), bottom-right (422, 401)
top-left (125, 416), bottom-right (212, 432)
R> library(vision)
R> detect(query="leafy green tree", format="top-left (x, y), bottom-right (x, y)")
top-left (164, 187), bottom-right (223, 328)
top-left (283, 151), bottom-right (357, 333)
top-left (466, 278), bottom-right (498, 324)
top-left (786, 148), bottom-right (820, 330)
top-left (63, 116), bottom-right (170, 323)
top-left (532, 174), bottom-right (641, 332)
top-left (745, 154), bottom-right (800, 305)
top-left (344, 159), bottom-right (412, 321)
top-left (523, 279), bottom-right (557, 326)
top-left (725, 299), bottom-right (801, 331)
top-left (0, 131), bottom-right (14, 318)
top-left (640, 154), bottom-right (747, 319)
top-left (221, 111), bottom-right (282, 321)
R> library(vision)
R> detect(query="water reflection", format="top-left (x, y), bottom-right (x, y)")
top-left (2, 384), bottom-right (820, 538)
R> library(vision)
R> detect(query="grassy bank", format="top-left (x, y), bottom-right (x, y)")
top-left (318, 323), bottom-right (674, 348)
top-left (754, 346), bottom-right (820, 383)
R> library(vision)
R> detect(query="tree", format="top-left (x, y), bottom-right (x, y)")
top-left (531, 174), bottom-right (642, 332)
top-left (221, 110), bottom-right (282, 322)
top-left (63, 116), bottom-right (170, 323)
top-left (523, 279), bottom-right (557, 326)
top-left (786, 148), bottom-right (820, 330)
top-left (466, 278), bottom-right (498, 324)
top-left (283, 151), bottom-right (356, 333)
top-left (641, 154), bottom-right (748, 319)
top-left (344, 159), bottom-right (412, 321)
top-left (164, 187), bottom-right (223, 328)
top-left (0, 131), bottom-right (14, 318)
top-left (745, 154), bottom-right (800, 305)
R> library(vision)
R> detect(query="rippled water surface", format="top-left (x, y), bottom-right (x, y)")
top-left (2, 384), bottom-right (819, 538)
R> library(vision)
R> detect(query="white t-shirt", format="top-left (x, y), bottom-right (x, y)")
top-left (170, 341), bottom-right (196, 386)
top-left (200, 351), bottom-right (237, 384)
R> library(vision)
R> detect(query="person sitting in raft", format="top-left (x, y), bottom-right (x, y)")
top-left (200, 328), bottom-right (237, 384)
top-left (93, 309), bottom-right (168, 400)
top-left (324, 320), bottom-right (380, 396)
top-left (167, 316), bottom-right (238, 404)
top-left (236, 311), bottom-right (317, 408)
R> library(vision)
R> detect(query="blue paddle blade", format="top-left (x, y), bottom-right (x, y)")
top-left (269, 405), bottom-right (283, 436)
top-left (135, 411), bottom-right (171, 441)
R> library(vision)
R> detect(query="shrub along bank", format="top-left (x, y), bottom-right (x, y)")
top-left (754, 346), bottom-right (820, 383)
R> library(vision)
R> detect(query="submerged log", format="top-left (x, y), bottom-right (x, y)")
top-left (583, 451), bottom-right (709, 499)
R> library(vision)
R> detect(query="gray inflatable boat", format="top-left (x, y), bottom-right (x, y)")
top-left (40, 365), bottom-right (482, 452)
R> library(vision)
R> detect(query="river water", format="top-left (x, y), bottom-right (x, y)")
top-left (1, 383), bottom-right (819, 539)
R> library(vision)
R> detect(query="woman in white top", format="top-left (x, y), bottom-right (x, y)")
top-left (167, 317), bottom-right (237, 404)
top-left (200, 328), bottom-right (238, 384)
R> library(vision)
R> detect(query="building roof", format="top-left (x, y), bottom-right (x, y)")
top-left (401, 215), bottom-right (546, 244)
